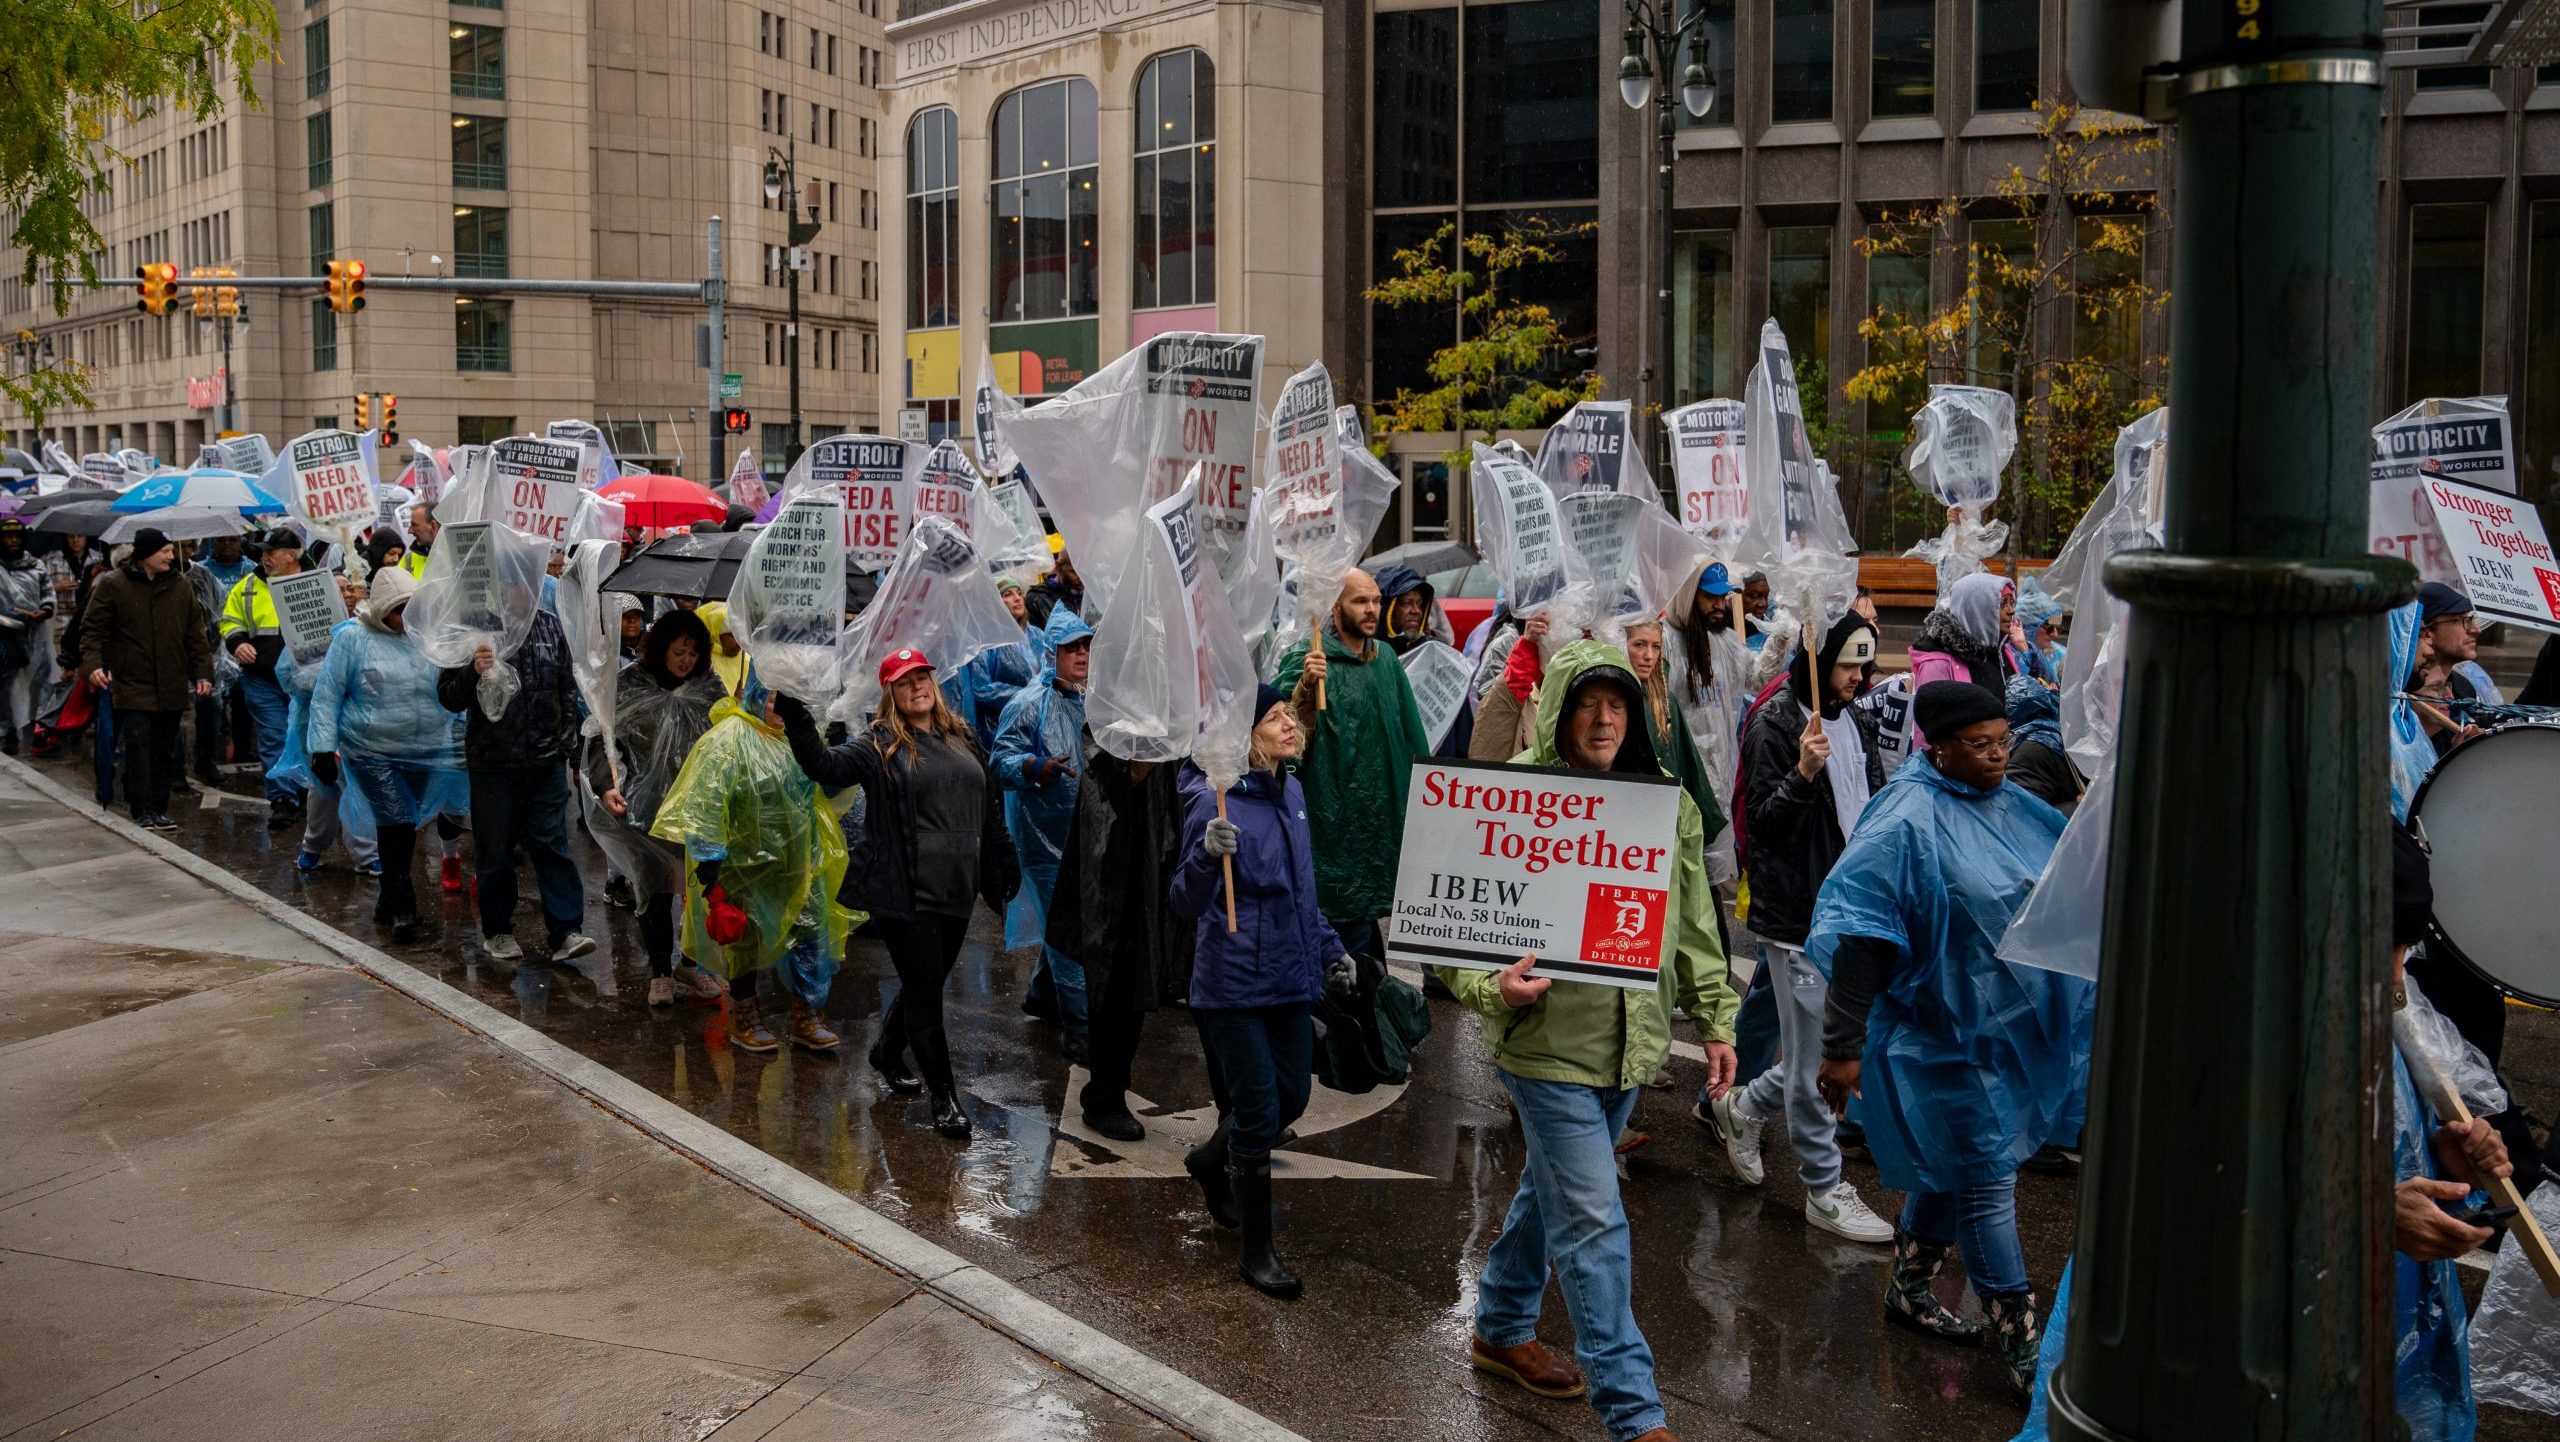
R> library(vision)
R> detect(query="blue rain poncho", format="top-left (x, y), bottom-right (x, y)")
top-left (1807, 753), bottom-right (2091, 1194)
top-left (988, 607), bottom-right (1092, 949)
top-left (2392, 1048), bottom-right (2477, 1442)
top-left (268, 636), bottom-right (378, 845)
top-left (942, 636), bottom-right (1037, 752)
top-left (2388, 599), bottom-right (2439, 821)
top-left (304, 615), bottom-right (469, 826)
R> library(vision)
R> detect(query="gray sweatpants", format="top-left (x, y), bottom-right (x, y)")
top-left (1736, 942), bottom-right (1841, 1193)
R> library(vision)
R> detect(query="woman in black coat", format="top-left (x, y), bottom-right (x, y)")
top-left (774, 647), bottom-right (1016, 1140)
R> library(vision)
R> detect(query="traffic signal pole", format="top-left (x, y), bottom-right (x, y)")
top-left (2048, 1), bottom-right (2413, 1439)
top-left (706, 215), bottom-right (726, 486)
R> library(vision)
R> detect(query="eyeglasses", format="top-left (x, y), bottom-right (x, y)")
top-left (1945, 734), bottom-right (2014, 758)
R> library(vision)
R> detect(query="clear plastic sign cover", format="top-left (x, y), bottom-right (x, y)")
top-left (726, 447), bottom-right (768, 513)
top-left (1535, 400), bottom-right (1656, 500)
top-left (545, 419), bottom-right (621, 489)
top-left (912, 440), bottom-right (983, 538)
top-left (279, 429), bottom-right (375, 531)
top-left (269, 567), bottom-right (347, 666)
top-left (2371, 396), bottom-right (2515, 587)
top-left (557, 539), bottom-right (635, 758)
top-left (727, 490), bottom-right (847, 703)
top-left (974, 352), bottom-right (1022, 478)
top-left (787, 433), bottom-right (916, 572)
top-left (1087, 485), bottom-right (1257, 781)
top-left (1903, 386), bottom-right (2016, 508)
top-left (406, 517), bottom-right (551, 668)
top-left (1265, 363), bottom-right (1350, 623)
top-left (1735, 318), bottom-right (1860, 644)
top-left (487, 436), bottom-right (585, 547)
top-left (214, 434), bottom-right (276, 477)
top-left (1401, 639), bottom-right (1475, 750)
top-left (1471, 443), bottom-right (1568, 617)
top-left (833, 515), bottom-right (1020, 722)
top-left (1665, 399), bottom-right (1747, 551)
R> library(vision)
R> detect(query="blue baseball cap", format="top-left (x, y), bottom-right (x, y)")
top-left (1696, 561), bottom-right (1737, 597)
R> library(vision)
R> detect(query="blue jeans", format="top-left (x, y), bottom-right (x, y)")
top-left (1193, 1003), bottom-right (1314, 1163)
top-left (1479, 1073), bottom-right (1663, 1442)
top-left (238, 673), bottom-right (300, 804)
top-left (1901, 1174), bottom-right (2029, 1297)
top-left (467, 762), bottom-right (585, 945)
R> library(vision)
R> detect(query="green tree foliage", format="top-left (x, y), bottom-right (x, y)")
top-left (1363, 214), bottom-right (1601, 470)
top-left (3, 0), bottom-right (277, 423)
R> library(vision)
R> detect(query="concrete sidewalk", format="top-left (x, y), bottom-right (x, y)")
top-left (0, 767), bottom-right (1189, 1441)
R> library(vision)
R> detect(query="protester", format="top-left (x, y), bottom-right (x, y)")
top-left (1024, 545), bottom-right (1083, 627)
top-left (2016, 585), bottom-right (2066, 684)
top-left (307, 567), bottom-right (465, 939)
top-left (1622, 619), bottom-right (1721, 839)
top-left (1739, 571), bottom-right (1772, 645)
top-left (1439, 640), bottom-right (1737, 1442)
top-left (1665, 561), bottom-right (1751, 829)
top-left (2407, 582), bottom-right (2485, 757)
top-left (0, 517), bottom-right (56, 755)
top-left (775, 649), bottom-right (1017, 1140)
top-left (219, 530), bottom-right (312, 828)
top-left (1811, 680), bottom-right (2085, 1399)
top-left (1167, 683), bottom-right (1351, 1299)
top-left (1272, 568), bottom-right (1431, 961)
top-left (692, 600), bottom-right (750, 696)
top-left (1048, 745), bottom-right (1195, 1144)
top-left (1373, 563), bottom-right (1449, 655)
top-left (272, 638), bottom-right (381, 880)
top-left (434, 603), bottom-right (594, 968)
top-left (1907, 574), bottom-right (2015, 712)
top-left (402, 503), bottom-right (438, 577)
top-left (65, 528), bottom-right (211, 831)
top-left (2003, 675), bottom-right (2081, 812)
top-left (362, 532), bottom-right (407, 579)
top-left (652, 671), bottom-right (852, 1052)
top-left (198, 533), bottom-right (255, 606)
top-left (591, 610), bottom-right (729, 1007)
top-left (944, 576), bottom-right (1036, 751)
top-left (1469, 612), bottom-right (1549, 764)
top-left (28, 529), bottom-right (101, 756)
top-left (1707, 613), bottom-right (1894, 1243)
top-left (989, 607), bottom-right (1094, 1060)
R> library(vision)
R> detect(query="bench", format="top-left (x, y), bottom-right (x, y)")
top-left (1857, 555), bottom-right (2054, 613)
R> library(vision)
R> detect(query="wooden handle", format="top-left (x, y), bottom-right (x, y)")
top-left (1316, 673), bottom-right (1327, 712)
top-left (2444, 1090), bottom-right (2560, 1299)
top-left (1215, 792), bottom-right (1238, 934)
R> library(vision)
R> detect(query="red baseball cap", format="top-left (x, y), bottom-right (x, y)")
top-left (878, 647), bottom-right (934, 685)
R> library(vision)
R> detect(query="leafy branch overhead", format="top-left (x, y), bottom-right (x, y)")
top-left (1, 0), bottom-right (279, 423)
top-left (1363, 214), bottom-right (1601, 468)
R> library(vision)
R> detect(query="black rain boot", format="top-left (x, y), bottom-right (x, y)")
top-left (1186, 1121), bottom-right (1238, 1230)
top-left (868, 1035), bottom-right (922, 1093)
top-left (1983, 1289), bottom-right (2041, 1401)
top-left (1883, 1228), bottom-right (1983, 1345)
top-left (1228, 1157), bottom-right (1301, 1300)
top-left (928, 1088), bottom-right (971, 1140)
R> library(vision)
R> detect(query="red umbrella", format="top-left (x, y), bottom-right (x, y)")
top-left (596, 473), bottom-right (728, 528)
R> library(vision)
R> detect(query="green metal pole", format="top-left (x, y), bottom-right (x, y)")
top-left (2046, 0), bottom-right (2416, 1438)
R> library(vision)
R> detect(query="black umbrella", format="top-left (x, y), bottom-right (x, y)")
top-left (602, 529), bottom-right (756, 599)
top-left (31, 500), bottom-right (123, 537)
top-left (1364, 538), bottom-right (1477, 578)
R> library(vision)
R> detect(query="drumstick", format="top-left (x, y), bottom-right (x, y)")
top-left (1215, 792), bottom-right (1239, 934)
top-left (2404, 695), bottom-right (2459, 734)
top-left (2394, 1024), bottom-right (2560, 1299)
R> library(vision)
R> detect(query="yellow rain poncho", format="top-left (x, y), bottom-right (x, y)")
top-left (650, 696), bottom-right (855, 980)
top-left (693, 601), bottom-right (752, 697)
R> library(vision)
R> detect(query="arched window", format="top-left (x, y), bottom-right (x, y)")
top-left (1133, 49), bottom-right (1215, 310)
top-left (989, 78), bottom-right (1098, 323)
top-left (905, 106), bottom-right (958, 330)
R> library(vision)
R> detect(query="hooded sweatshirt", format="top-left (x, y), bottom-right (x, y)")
top-left (1735, 614), bottom-right (1886, 946)
top-left (1909, 573), bottom-right (2012, 702)
top-left (1434, 640), bottom-right (1738, 1090)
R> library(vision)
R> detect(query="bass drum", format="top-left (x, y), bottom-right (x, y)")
top-left (2410, 721), bottom-right (2560, 1007)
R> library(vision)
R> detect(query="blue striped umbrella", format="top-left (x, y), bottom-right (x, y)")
top-left (110, 467), bottom-right (287, 515)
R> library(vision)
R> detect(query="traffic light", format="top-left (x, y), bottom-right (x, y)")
top-left (723, 407), bottom-right (752, 435)
top-left (325, 259), bottom-right (368, 313)
top-left (134, 263), bottom-right (177, 316)
top-left (215, 284), bottom-right (239, 319)
top-left (379, 394), bottom-right (398, 446)
top-left (353, 392), bottom-right (373, 431)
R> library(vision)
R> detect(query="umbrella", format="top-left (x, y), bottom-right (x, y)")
top-left (597, 473), bottom-right (727, 529)
top-left (1364, 538), bottom-right (1477, 578)
top-left (100, 508), bottom-right (253, 543)
top-left (112, 467), bottom-right (286, 515)
top-left (601, 529), bottom-right (757, 600)
top-left (32, 500), bottom-right (124, 537)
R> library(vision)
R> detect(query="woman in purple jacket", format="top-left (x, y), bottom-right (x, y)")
top-left (1170, 683), bottom-right (1355, 1302)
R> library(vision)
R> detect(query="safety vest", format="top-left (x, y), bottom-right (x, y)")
top-left (219, 572), bottom-right (283, 642)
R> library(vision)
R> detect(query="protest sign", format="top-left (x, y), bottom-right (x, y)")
top-left (81, 454), bottom-right (123, 488)
top-left (913, 440), bottom-right (981, 536)
top-left (983, 478), bottom-right (1049, 575)
top-left (1401, 640), bottom-right (1474, 750)
top-left (835, 515), bottom-right (1019, 722)
top-left (726, 447), bottom-right (767, 513)
top-left (2372, 397), bottom-right (2516, 586)
top-left (1904, 386), bottom-right (2015, 508)
top-left (2420, 472), bottom-right (2560, 635)
top-left (269, 568), bottom-right (347, 665)
top-left (404, 440), bottom-right (446, 504)
top-left (1666, 399), bottom-right (1747, 549)
top-left (1535, 400), bottom-right (1654, 500)
top-left (1385, 758), bottom-right (1684, 990)
top-left (42, 440), bottom-right (79, 478)
top-left (546, 419), bottom-right (619, 489)
top-left (1470, 444), bottom-right (1568, 615)
top-left (488, 436), bottom-right (584, 545)
top-left (282, 429), bottom-right (373, 531)
top-left (1140, 333), bottom-right (1264, 580)
top-left (1736, 319), bottom-right (1859, 648)
top-left (974, 353), bottom-right (1022, 478)
top-left (727, 490), bottom-right (847, 700)
top-left (1265, 364), bottom-right (1355, 658)
top-left (791, 434), bottom-right (913, 570)
top-left (214, 434), bottom-right (275, 477)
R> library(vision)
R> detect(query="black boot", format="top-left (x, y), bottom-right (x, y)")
top-left (928, 1089), bottom-right (971, 1140)
top-left (1186, 1123), bottom-right (1238, 1230)
top-left (1983, 1289), bottom-right (2041, 1400)
top-left (1228, 1157), bottom-right (1300, 1300)
top-left (1883, 1228), bottom-right (1983, 1344)
top-left (868, 1036), bottom-right (922, 1093)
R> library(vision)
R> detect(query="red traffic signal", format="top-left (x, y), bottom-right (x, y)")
top-left (135, 263), bottom-right (178, 315)
top-left (722, 408), bottom-right (752, 435)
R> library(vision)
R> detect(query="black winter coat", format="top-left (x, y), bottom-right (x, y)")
top-left (67, 564), bottom-right (212, 713)
top-left (779, 706), bottom-right (1017, 923)
top-left (1739, 687), bottom-right (1886, 947)
top-left (435, 608), bottom-right (578, 770)
top-left (1046, 751), bottom-right (1193, 1015)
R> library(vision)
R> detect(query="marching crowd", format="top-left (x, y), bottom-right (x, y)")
top-left (1, 485), bottom-right (2550, 1442)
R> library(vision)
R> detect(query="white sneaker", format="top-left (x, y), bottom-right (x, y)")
top-left (550, 933), bottom-right (597, 965)
top-left (1709, 1091), bottom-right (1766, 1186)
top-left (482, 934), bottom-right (524, 964)
top-left (1804, 1181), bottom-right (1894, 1243)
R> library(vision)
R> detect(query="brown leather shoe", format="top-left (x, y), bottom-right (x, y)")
top-left (1627, 1430), bottom-right (1680, 1442)
top-left (1468, 1335), bottom-right (1587, 1399)
top-left (728, 998), bottom-right (780, 1054)
top-left (787, 998), bottom-right (842, 1053)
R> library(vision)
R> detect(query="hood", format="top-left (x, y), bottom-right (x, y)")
top-left (1789, 612), bottom-right (1879, 719)
top-left (1029, 603), bottom-right (1092, 672)
top-left (695, 600), bottom-right (730, 643)
top-left (2004, 674), bottom-right (2063, 751)
top-left (359, 565), bottom-right (419, 630)
top-left (1945, 572), bottom-right (2010, 649)
top-left (2013, 573), bottom-right (2061, 632)
top-left (1373, 562), bottom-right (1433, 605)
top-left (1524, 639), bottom-right (1664, 777)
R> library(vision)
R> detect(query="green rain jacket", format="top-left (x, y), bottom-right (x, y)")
top-left (1271, 624), bottom-right (1432, 924)
top-left (1436, 640), bottom-right (1738, 1091)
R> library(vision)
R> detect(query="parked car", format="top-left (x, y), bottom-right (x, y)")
top-left (1428, 562), bottom-right (1498, 644)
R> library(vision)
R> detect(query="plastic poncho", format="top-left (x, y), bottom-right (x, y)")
top-left (2391, 1048), bottom-right (2476, 1442)
top-left (648, 697), bottom-right (853, 979)
top-left (2388, 599), bottom-right (2439, 821)
top-left (693, 601), bottom-right (751, 696)
top-left (942, 637), bottom-right (1035, 753)
top-left (1806, 753), bottom-right (2090, 1194)
top-left (989, 609), bottom-right (1092, 870)
top-left (268, 635), bottom-right (377, 847)
top-left (1270, 625), bottom-right (1433, 924)
top-left (586, 662), bottom-right (726, 897)
top-left (305, 616), bottom-right (469, 826)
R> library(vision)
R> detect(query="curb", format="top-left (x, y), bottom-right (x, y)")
top-left (3, 755), bottom-right (1309, 1442)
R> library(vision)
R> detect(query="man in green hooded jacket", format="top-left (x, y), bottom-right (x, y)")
top-left (1271, 568), bottom-right (1432, 956)
top-left (1436, 639), bottom-right (1738, 1442)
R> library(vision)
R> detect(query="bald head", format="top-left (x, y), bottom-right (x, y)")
top-left (1336, 568), bottom-right (1381, 644)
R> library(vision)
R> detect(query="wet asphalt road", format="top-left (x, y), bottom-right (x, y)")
top-left (54, 759), bottom-right (2555, 1442)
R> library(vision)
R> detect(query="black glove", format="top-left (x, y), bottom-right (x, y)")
top-left (1324, 954), bottom-right (1360, 1002)
top-left (770, 693), bottom-right (811, 726)
top-left (310, 752), bottom-right (340, 789)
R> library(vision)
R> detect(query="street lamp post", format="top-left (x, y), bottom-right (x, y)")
top-left (1617, 1), bottom-right (1717, 489)
top-left (764, 139), bottom-right (824, 468)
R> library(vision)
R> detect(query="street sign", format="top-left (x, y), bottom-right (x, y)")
top-left (896, 408), bottom-right (928, 443)
top-left (720, 372), bottom-right (743, 401)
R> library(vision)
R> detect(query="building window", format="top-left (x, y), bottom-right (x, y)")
top-left (906, 106), bottom-right (959, 330)
top-left (308, 202), bottom-right (335, 269)
top-left (1976, 0), bottom-right (2039, 112)
top-left (1872, 0), bottom-right (1935, 118)
top-left (456, 415), bottom-right (514, 445)
top-left (1464, 0), bottom-right (1597, 203)
top-left (1374, 9), bottom-right (1457, 207)
top-left (1864, 227), bottom-right (1932, 436)
top-left (2073, 214), bottom-right (2143, 407)
top-left (2525, 201), bottom-right (2560, 508)
top-left (1769, 224), bottom-right (1833, 374)
top-left (761, 422), bottom-right (792, 462)
top-left (1673, 229), bottom-right (1736, 402)
top-left (306, 110), bottom-right (332, 189)
top-left (451, 23), bottom-right (505, 100)
top-left (2414, 6), bottom-right (2492, 89)
top-left (2406, 202), bottom-right (2486, 401)
top-left (1134, 48), bottom-right (1217, 311)
top-left (310, 298), bottom-right (338, 372)
top-left (453, 115), bottom-right (506, 190)
top-left (1968, 217), bottom-right (2034, 384)
top-left (304, 19), bottom-right (331, 99)
top-left (453, 205), bottom-right (509, 278)
top-left (827, 180), bottom-right (839, 221)
top-left (1682, 0), bottom-right (1738, 129)
top-left (457, 297), bottom-right (513, 372)
top-left (988, 77), bottom-right (1099, 324)
top-left (1771, 0), bottom-right (1835, 123)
